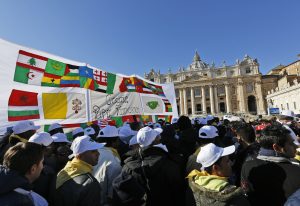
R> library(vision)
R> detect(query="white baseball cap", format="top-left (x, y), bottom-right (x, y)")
top-left (49, 123), bottom-right (62, 132)
top-left (70, 135), bottom-right (105, 157)
top-left (98, 125), bottom-right (119, 138)
top-left (199, 126), bottom-right (219, 139)
top-left (129, 134), bottom-right (138, 146)
top-left (147, 122), bottom-right (154, 127)
top-left (28, 132), bottom-right (53, 147)
top-left (171, 117), bottom-right (178, 124)
top-left (52, 133), bottom-right (71, 143)
top-left (153, 123), bottom-right (162, 129)
top-left (84, 127), bottom-right (95, 136)
top-left (72, 128), bottom-right (84, 137)
top-left (13, 120), bottom-right (40, 135)
top-left (196, 143), bottom-right (235, 168)
top-left (137, 126), bottom-right (160, 147)
top-left (119, 125), bottom-right (136, 137)
top-left (154, 127), bottom-right (163, 134)
top-left (206, 115), bottom-right (214, 122)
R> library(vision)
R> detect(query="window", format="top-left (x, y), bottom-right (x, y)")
top-left (281, 104), bottom-right (283, 110)
top-left (231, 86), bottom-right (236, 94)
top-left (175, 89), bottom-right (179, 98)
top-left (194, 88), bottom-right (201, 96)
top-left (205, 88), bottom-right (209, 97)
top-left (217, 87), bottom-right (225, 95)
top-left (196, 104), bottom-right (202, 111)
top-left (246, 67), bottom-right (251, 74)
top-left (246, 83), bottom-right (254, 93)
top-left (287, 103), bottom-right (289, 110)
top-left (294, 102), bottom-right (297, 109)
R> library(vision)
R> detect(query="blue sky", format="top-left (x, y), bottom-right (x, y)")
top-left (0, 0), bottom-right (299, 76)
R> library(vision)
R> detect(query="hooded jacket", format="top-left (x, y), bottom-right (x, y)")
top-left (187, 170), bottom-right (250, 206)
top-left (0, 166), bottom-right (34, 206)
top-left (117, 146), bottom-right (184, 206)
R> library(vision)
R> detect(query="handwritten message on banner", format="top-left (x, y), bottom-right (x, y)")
top-left (90, 91), bottom-right (142, 120)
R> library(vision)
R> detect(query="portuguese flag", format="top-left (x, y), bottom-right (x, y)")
top-left (8, 89), bottom-right (40, 121)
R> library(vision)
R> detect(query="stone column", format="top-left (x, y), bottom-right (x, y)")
top-left (214, 86), bottom-right (219, 114)
top-left (183, 88), bottom-right (188, 115)
top-left (225, 83), bottom-right (232, 113)
top-left (201, 86), bottom-right (207, 114)
top-left (179, 89), bottom-right (184, 115)
top-left (237, 79), bottom-right (246, 113)
top-left (255, 81), bottom-right (266, 114)
top-left (209, 85), bottom-right (215, 114)
top-left (191, 87), bottom-right (195, 116)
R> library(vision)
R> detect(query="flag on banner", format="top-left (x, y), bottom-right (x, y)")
top-left (106, 73), bottom-right (122, 94)
top-left (79, 66), bottom-right (93, 78)
top-left (122, 115), bottom-right (135, 123)
top-left (42, 93), bottom-right (86, 119)
top-left (14, 50), bottom-right (47, 85)
top-left (162, 99), bottom-right (172, 112)
top-left (80, 77), bottom-right (97, 90)
top-left (45, 59), bottom-right (66, 76)
top-left (93, 69), bottom-right (107, 93)
top-left (111, 116), bottom-right (123, 127)
top-left (8, 89), bottom-right (40, 121)
top-left (141, 115), bottom-right (153, 124)
top-left (119, 77), bottom-right (136, 92)
top-left (60, 64), bottom-right (80, 87)
top-left (41, 73), bottom-right (61, 87)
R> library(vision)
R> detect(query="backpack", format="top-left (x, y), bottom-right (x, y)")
top-left (112, 148), bottom-right (150, 206)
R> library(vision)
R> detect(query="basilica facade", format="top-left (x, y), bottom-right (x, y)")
top-left (144, 52), bottom-right (270, 116)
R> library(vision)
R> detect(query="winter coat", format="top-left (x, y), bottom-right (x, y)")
top-left (117, 146), bottom-right (185, 206)
top-left (241, 155), bottom-right (300, 206)
top-left (0, 166), bottom-right (34, 206)
top-left (188, 178), bottom-right (250, 206)
top-left (53, 173), bottom-right (101, 206)
top-left (93, 147), bottom-right (122, 206)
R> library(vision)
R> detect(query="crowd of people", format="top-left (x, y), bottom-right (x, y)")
top-left (1, 113), bottom-right (300, 206)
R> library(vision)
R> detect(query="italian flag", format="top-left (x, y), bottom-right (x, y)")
top-left (14, 50), bottom-right (48, 85)
top-left (8, 89), bottom-right (40, 121)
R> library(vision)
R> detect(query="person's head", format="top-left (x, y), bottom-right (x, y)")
top-left (197, 125), bottom-right (219, 146)
top-left (12, 120), bottom-right (40, 140)
top-left (130, 121), bottom-right (142, 131)
top-left (28, 132), bottom-right (54, 157)
top-left (236, 124), bottom-right (256, 145)
top-left (84, 127), bottom-right (97, 140)
top-left (196, 143), bottom-right (235, 177)
top-left (137, 126), bottom-right (161, 147)
top-left (70, 135), bottom-right (105, 166)
top-left (48, 123), bottom-right (64, 136)
top-left (278, 115), bottom-right (294, 125)
top-left (3, 142), bottom-right (44, 183)
top-left (90, 124), bottom-right (100, 138)
top-left (260, 123), bottom-right (297, 158)
top-left (72, 128), bottom-right (84, 139)
top-left (177, 116), bottom-right (192, 131)
top-left (96, 125), bottom-right (120, 148)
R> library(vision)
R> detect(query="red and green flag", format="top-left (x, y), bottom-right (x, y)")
top-left (8, 89), bottom-right (40, 121)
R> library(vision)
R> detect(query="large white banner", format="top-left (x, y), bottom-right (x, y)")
top-left (0, 38), bottom-right (178, 134)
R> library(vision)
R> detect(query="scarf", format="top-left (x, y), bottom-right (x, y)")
top-left (56, 158), bottom-right (93, 189)
top-left (187, 169), bottom-right (229, 192)
top-left (9, 134), bottom-right (28, 143)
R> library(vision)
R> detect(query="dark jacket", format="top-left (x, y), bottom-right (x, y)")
top-left (117, 146), bottom-right (184, 206)
top-left (54, 173), bottom-right (101, 206)
top-left (178, 127), bottom-right (198, 160)
top-left (0, 166), bottom-right (34, 206)
top-left (232, 142), bottom-right (260, 186)
top-left (185, 148), bottom-right (202, 176)
top-left (188, 178), bottom-right (250, 206)
top-left (241, 155), bottom-right (300, 206)
top-left (32, 164), bottom-right (56, 204)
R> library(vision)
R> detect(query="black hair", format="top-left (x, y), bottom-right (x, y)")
top-left (260, 123), bottom-right (291, 149)
top-left (177, 116), bottom-right (192, 131)
top-left (236, 123), bottom-right (256, 144)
